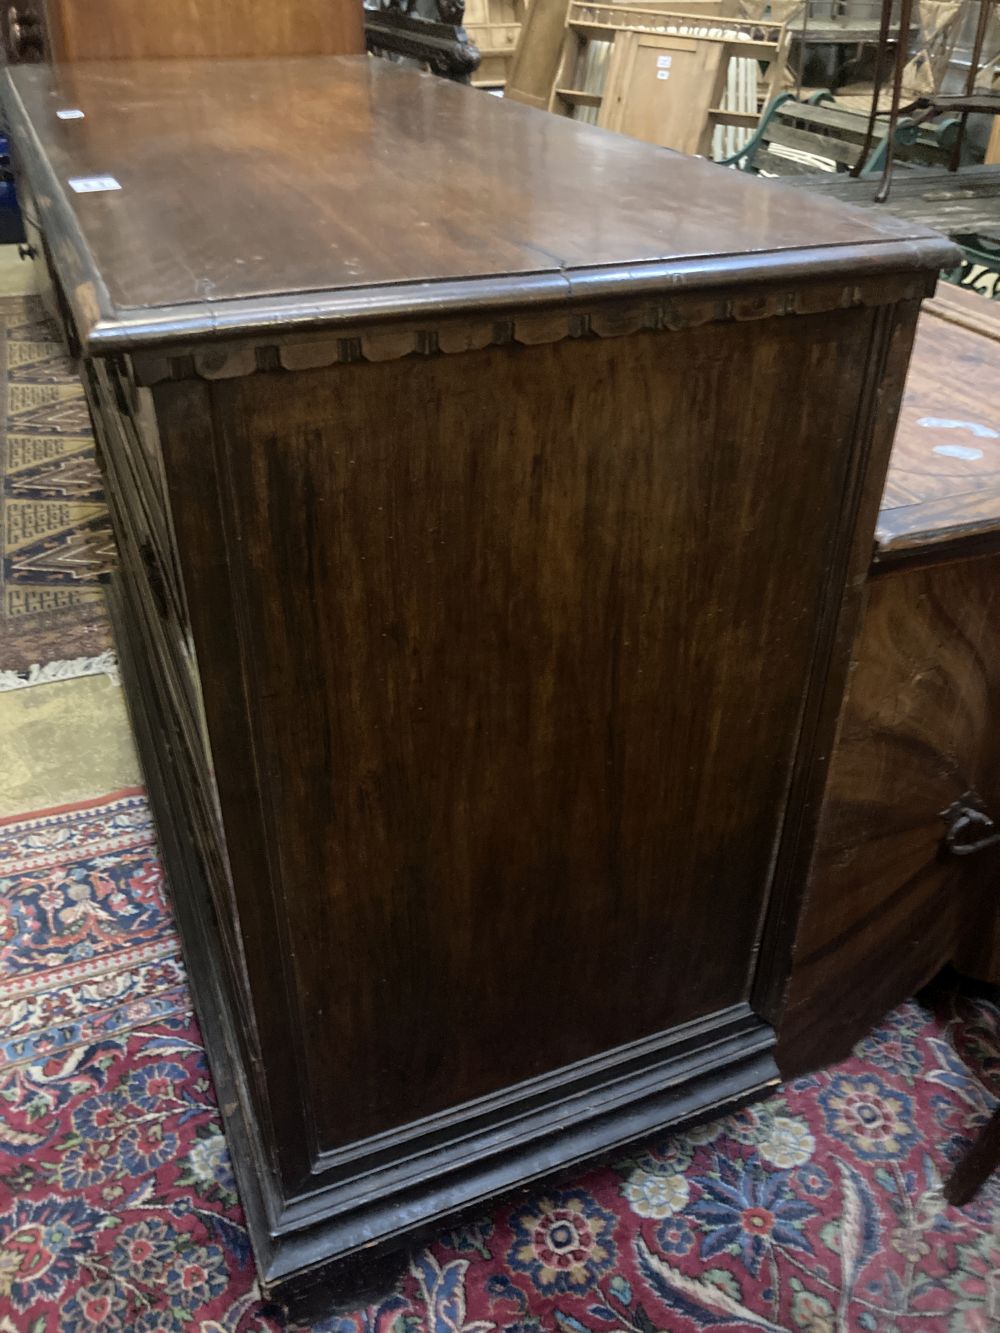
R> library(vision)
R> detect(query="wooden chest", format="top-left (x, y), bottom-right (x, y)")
top-left (780, 282), bottom-right (1000, 1077)
top-left (1, 54), bottom-right (954, 1306)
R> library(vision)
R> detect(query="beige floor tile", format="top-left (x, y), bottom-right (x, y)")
top-left (0, 673), bottom-right (142, 817)
top-left (0, 243), bottom-right (38, 297)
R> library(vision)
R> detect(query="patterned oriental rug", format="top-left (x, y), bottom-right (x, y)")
top-left (0, 294), bottom-right (114, 678)
top-left (0, 791), bottom-right (998, 1332)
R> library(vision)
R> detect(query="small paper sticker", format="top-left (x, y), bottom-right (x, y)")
top-left (68, 175), bottom-right (121, 193)
top-left (56, 108), bottom-right (85, 120)
top-left (656, 54), bottom-right (673, 67)
top-left (656, 69), bottom-right (671, 79)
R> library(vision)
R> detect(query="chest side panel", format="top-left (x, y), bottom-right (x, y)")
top-left (779, 550), bottom-right (1000, 1076)
top-left (168, 309), bottom-right (878, 1153)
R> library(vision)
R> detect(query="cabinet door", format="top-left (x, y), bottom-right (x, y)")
top-left (600, 31), bottom-right (726, 155)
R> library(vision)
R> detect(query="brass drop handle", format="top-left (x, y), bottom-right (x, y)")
top-left (941, 792), bottom-right (1000, 858)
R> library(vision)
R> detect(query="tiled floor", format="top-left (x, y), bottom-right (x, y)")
top-left (0, 245), bottom-right (37, 298)
top-left (0, 670), bottom-right (140, 816)
top-left (0, 249), bottom-right (140, 820)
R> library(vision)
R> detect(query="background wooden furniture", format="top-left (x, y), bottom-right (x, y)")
top-left (8, 0), bottom-right (366, 60)
top-left (548, 5), bottom-right (788, 156)
top-left (505, 0), bottom-right (726, 109)
top-left (506, 0), bottom-right (569, 107)
top-left (945, 1105), bottom-right (1000, 1204)
top-left (2, 53), bottom-right (954, 1309)
top-left (1, 0), bottom-right (480, 82)
top-left (599, 29), bottom-right (731, 155)
top-left (465, 0), bottom-right (527, 86)
top-left (779, 280), bottom-right (1000, 1078)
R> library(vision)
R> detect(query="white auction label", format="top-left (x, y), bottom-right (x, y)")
top-left (68, 175), bottom-right (121, 193)
top-left (656, 69), bottom-right (671, 79)
top-left (56, 109), bottom-right (85, 120)
top-left (656, 55), bottom-right (673, 67)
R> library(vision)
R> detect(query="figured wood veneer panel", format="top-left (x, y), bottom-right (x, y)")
top-left (779, 552), bottom-right (1000, 1076)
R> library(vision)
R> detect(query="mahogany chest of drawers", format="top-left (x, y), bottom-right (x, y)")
top-left (1, 54), bottom-right (955, 1307)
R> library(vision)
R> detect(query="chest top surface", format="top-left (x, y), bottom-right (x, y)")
top-left (879, 283), bottom-right (1000, 564)
top-left (3, 54), bottom-right (954, 353)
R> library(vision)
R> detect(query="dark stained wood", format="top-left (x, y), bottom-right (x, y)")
top-left (2, 56), bottom-right (952, 355)
top-left (36, 0), bottom-right (364, 62)
top-left (779, 288), bottom-right (1000, 1079)
top-left (4, 51), bottom-right (954, 1308)
top-left (944, 1105), bottom-right (1000, 1206)
top-left (951, 879), bottom-right (1000, 982)
top-left (751, 296), bottom-right (925, 1030)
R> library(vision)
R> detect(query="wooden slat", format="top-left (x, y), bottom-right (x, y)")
top-left (555, 86), bottom-right (604, 105)
top-left (756, 149), bottom-right (833, 177)
top-left (568, 19), bottom-right (778, 56)
top-left (778, 101), bottom-right (952, 152)
top-left (776, 165), bottom-right (1000, 237)
top-left (709, 107), bottom-right (759, 127)
top-left (771, 123), bottom-right (859, 167)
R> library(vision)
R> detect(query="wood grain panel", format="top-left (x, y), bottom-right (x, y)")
top-left (43, 0), bottom-right (364, 62)
top-left (779, 553), bottom-right (1000, 1077)
top-left (599, 32), bottom-right (725, 157)
top-left (197, 310), bottom-right (877, 1151)
top-left (881, 294), bottom-right (1000, 560)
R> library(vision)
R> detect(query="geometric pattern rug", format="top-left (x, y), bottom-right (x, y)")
top-left (0, 791), bottom-right (998, 1332)
top-left (0, 294), bottom-right (114, 675)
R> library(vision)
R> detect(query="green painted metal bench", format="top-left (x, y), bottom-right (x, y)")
top-left (720, 90), bottom-right (960, 177)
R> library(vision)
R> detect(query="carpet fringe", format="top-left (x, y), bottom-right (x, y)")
top-left (0, 649), bottom-right (119, 691)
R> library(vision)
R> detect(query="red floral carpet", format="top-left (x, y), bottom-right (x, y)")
top-left (0, 790), bottom-right (998, 1332)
